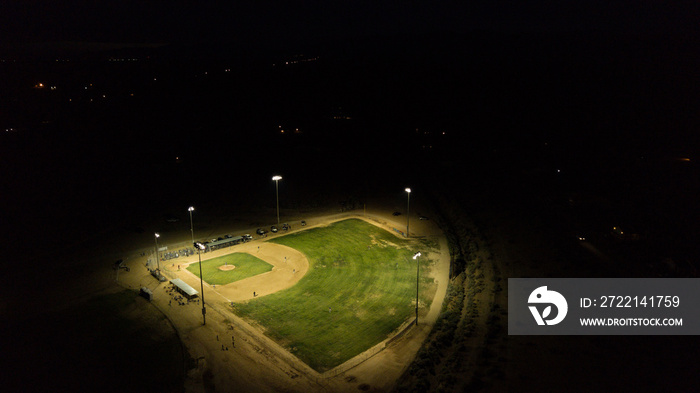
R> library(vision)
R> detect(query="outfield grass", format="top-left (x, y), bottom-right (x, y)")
top-left (233, 218), bottom-right (435, 372)
top-left (188, 253), bottom-right (273, 285)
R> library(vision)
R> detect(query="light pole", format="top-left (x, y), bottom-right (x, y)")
top-left (413, 251), bottom-right (421, 324)
top-left (154, 233), bottom-right (161, 271)
top-left (194, 242), bottom-right (207, 325)
top-left (189, 206), bottom-right (206, 325)
top-left (272, 175), bottom-right (282, 225)
top-left (188, 206), bottom-right (195, 244)
top-left (405, 188), bottom-right (411, 238)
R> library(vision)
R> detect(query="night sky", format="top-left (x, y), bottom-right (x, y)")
top-left (1, 1), bottom-right (697, 47)
top-left (1, 1), bottom-right (699, 251)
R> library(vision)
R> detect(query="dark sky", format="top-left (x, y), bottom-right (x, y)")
top-left (1, 1), bottom-right (697, 47)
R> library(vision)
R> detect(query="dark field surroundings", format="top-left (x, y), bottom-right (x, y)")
top-left (2, 27), bottom-right (700, 392)
top-left (0, 290), bottom-right (185, 393)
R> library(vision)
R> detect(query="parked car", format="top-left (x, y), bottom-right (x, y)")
top-left (256, 228), bottom-right (266, 235)
top-left (282, 223), bottom-right (289, 231)
top-left (392, 211), bottom-right (401, 216)
top-left (224, 234), bottom-right (233, 238)
top-left (271, 226), bottom-right (278, 233)
top-left (243, 234), bottom-right (253, 241)
top-left (301, 220), bottom-right (306, 226)
top-left (419, 216), bottom-right (429, 220)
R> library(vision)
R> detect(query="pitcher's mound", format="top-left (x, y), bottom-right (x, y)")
top-left (218, 265), bottom-right (236, 271)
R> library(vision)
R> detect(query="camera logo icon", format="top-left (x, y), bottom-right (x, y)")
top-left (528, 286), bottom-right (568, 326)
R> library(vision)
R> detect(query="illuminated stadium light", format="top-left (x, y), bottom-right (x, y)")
top-left (154, 233), bottom-right (161, 271)
top-left (405, 188), bottom-right (411, 238)
top-left (413, 251), bottom-right (421, 324)
top-left (188, 206), bottom-right (207, 325)
top-left (272, 176), bottom-right (283, 224)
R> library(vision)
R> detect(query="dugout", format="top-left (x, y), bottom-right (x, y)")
top-left (170, 278), bottom-right (199, 299)
top-left (205, 236), bottom-right (243, 252)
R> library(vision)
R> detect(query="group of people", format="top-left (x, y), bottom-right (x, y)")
top-left (166, 285), bottom-right (199, 306)
top-left (218, 334), bottom-right (235, 351)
